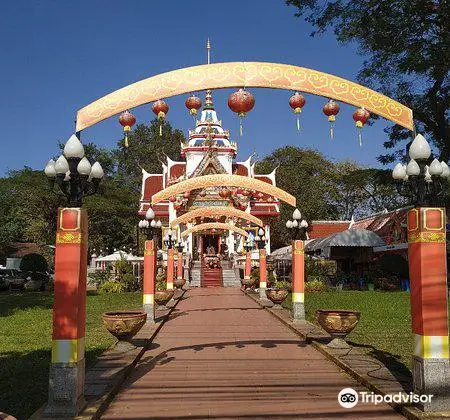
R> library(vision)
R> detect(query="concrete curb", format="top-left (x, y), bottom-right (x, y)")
top-left (31, 290), bottom-right (187, 420)
top-left (243, 290), bottom-right (450, 420)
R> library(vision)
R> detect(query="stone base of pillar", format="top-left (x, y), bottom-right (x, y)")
top-left (43, 360), bottom-right (86, 417)
top-left (143, 303), bottom-right (155, 323)
top-left (413, 356), bottom-right (450, 412)
top-left (292, 302), bottom-right (305, 321)
top-left (259, 287), bottom-right (268, 301)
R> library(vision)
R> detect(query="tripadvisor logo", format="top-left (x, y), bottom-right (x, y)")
top-left (338, 388), bottom-right (433, 408)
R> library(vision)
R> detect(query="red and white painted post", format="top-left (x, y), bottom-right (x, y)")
top-left (408, 207), bottom-right (449, 411)
top-left (244, 250), bottom-right (252, 280)
top-left (259, 247), bottom-right (267, 300)
top-left (44, 208), bottom-right (88, 417)
top-left (143, 240), bottom-right (156, 323)
top-left (291, 240), bottom-right (305, 320)
top-left (166, 248), bottom-right (175, 290)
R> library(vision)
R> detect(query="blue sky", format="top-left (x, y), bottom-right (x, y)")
top-left (0, 1), bottom-right (404, 175)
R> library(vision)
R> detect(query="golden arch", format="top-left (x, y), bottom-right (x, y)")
top-left (151, 174), bottom-right (296, 207)
top-left (76, 62), bottom-right (413, 132)
top-left (170, 206), bottom-right (263, 228)
top-left (181, 222), bottom-right (249, 238)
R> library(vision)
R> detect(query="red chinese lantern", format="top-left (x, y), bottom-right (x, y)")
top-left (169, 196), bottom-right (176, 203)
top-left (152, 100), bottom-right (169, 137)
top-left (352, 108), bottom-right (371, 147)
top-left (199, 190), bottom-right (207, 197)
top-left (228, 88), bottom-right (255, 136)
top-left (118, 110), bottom-right (136, 148)
top-left (323, 99), bottom-right (340, 139)
top-left (289, 92), bottom-right (306, 131)
top-left (185, 95), bottom-right (202, 117)
top-left (183, 191), bottom-right (191, 199)
top-left (219, 187), bottom-right (231, 198)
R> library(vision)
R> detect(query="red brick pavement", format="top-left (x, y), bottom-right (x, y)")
top-left (102, 288), bottom-right (404, 419)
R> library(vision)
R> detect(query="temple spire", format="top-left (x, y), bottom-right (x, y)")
top-left (204, 39), bottom-right (214, 110)
top-left (207, 38), bottom-right (211, 65)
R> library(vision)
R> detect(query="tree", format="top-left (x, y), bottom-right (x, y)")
top-left (256, 146), bottom-right (338, 248)
top-left (20, 253), bottom-right (48, 273)
top-left (286, 0), bottom-right (449, 163)
top-left (114, 119), bottom-right (184, 192)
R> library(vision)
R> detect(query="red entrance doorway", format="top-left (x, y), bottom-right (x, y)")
top-left (201, 235), bottom-right (222, 287)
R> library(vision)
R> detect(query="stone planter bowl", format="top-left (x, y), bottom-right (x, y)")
top-left (154, 289), bottom-right (175, 307)
top-left (315, 309), bottom-right (360, 348)
top-left (173, 278), bottom-right (187, 289)
top-left (102, 311), bottom-right (147, 342)
top-left (241, 277), bottom-right (257, 290)
top-left (266, 289), bottom-right (289, 307)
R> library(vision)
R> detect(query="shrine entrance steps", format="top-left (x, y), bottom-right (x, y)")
top-left (202, 267), bottom-right (223, 287)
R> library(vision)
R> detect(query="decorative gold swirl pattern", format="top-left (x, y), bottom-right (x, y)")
top-left (151, 174), bottom-right (296, 207)
top-left (56, 232), bottom-right (82, 244)
top-left (76, 62), bottom-right (413, 131)
top-left (170, 206), bottom-right (263, 228)
top-left (181, 222), bottom-right (249, 238)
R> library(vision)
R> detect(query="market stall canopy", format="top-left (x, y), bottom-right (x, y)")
top-left (305, 229), bottom-right (385, 252)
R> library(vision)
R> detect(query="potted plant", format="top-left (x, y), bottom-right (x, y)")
top-left (266, 280), bottom-right (290, 307)
top-left (242, 267), bottom-right (258, 290)
top-left (173, 277), bottom-right (187, 289)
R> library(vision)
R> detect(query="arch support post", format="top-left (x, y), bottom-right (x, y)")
top-left (291, 240), bottom-right (305, 321)
top-left (143, 240), bottom-right (156, 323)
top-left (259, 248), bottom-right (267, 300)
top-left (408, 207), bottom-right (450, 412)
top-left (44, 208), bottom-right (88, 417)
top-left (177, 250), bottom-right (183, 279)
top-left (244, 251), bottom-right (252, 280)
top-left (167, 248), bottom-right (175, 290)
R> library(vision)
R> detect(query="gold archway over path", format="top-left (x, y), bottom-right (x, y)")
top-left (181, 222), bottom-right (249, 238)
top-left (76, 62), bottom-right (413, 132)
top-left (170, 206), bottom-right (263, 228)
top-left (151, 174), bottom-right (296, 207)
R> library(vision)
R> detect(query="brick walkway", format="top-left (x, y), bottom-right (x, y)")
top-left (102, 288), bottom-right (404, 419)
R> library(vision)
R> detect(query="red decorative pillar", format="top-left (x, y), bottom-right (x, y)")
top-left (292, 240), bottom-right (305, 320)
top-left (166, 248), bottom-right (175, 290)
top-left (44, 208), bottom-right (88, 417)
top-left (408, 207), bottom-right (449, 411)
top-left (259, 248), bottom-right (267, 300)
top-left (143, 240), bottom-right (156, 323)
top-left (244, 250), bottom-right (252, 279)
top-left (177, 250), bottom-right (183, 279)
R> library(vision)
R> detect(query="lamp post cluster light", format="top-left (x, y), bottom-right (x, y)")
top-left (392, 134), bottom-right (449, 206)
top-left (139, 207), bottom-right (162, 239)
top-left (254, 227), bottom-right (268, 249)
top-left (286, 208), bottom-right (308, 240)
top-left (44, 135), bottom-right (104, 207)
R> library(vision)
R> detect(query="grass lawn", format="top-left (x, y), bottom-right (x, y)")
top-left (284, 291), bottom-right (450, 375)
top-left (0, 291), bottom-right (141, 420)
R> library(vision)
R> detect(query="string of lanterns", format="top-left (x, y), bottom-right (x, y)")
top-left (117, 89), bottom-right (372, 147)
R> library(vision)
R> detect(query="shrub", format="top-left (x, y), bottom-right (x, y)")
top-left (88, 269), bottom-right (111, 286)
top-left (98, 280), bottom-right (125, 293)
top-left (305, 278), bottom-right (326, 293)
top-left (250, 267), bottom-right (260, 280)
top-left (114, 258), bottom-right (140, 292)
top-left (20, 253), bottom-right (48, 273)
top-left (155, 280), bottom-right (167, 291)
top-left (272, 280), bottom-right (291, 291)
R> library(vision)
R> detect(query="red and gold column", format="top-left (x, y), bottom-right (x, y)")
top-left (291, 240), bottom-right (305, 320)
top-left (44, 208), bottom-right (88, 417)
top-left (143, 240), bottom-right (156, 323)
top-left (408, 207), bottom-right (449, 411)
top-left (259, 248), bottom-right (268, 300)
top-left (166, 248), bottom-right (175, 290)
top-left (177, 250), bottom-right (183, 280)
top-left (244, 250), bottom-right (252, 279)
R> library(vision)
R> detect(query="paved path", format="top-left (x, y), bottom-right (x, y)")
top-left (102, 288), bottom-right (403, 419)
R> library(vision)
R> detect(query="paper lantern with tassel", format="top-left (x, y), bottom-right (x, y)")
top-left (352, 108), bottom-right (371, 147)
top-left (289, 92), bottom-right (306, 131)
top-left (228, 88), bottom-right (255, 136)
top-left (118, 110), bottom-right (136, 148)
top-left (323, 99), bottom-right (340, 139)
top-left (185, 95), bottom-right (202, 117)
top-left (152, 100), bottom-right (169, 136)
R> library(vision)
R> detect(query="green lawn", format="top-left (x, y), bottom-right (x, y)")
top-left (284, 291), bottom-right (450, 374)
top-left (0, 291), bottom-right (141, 420)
